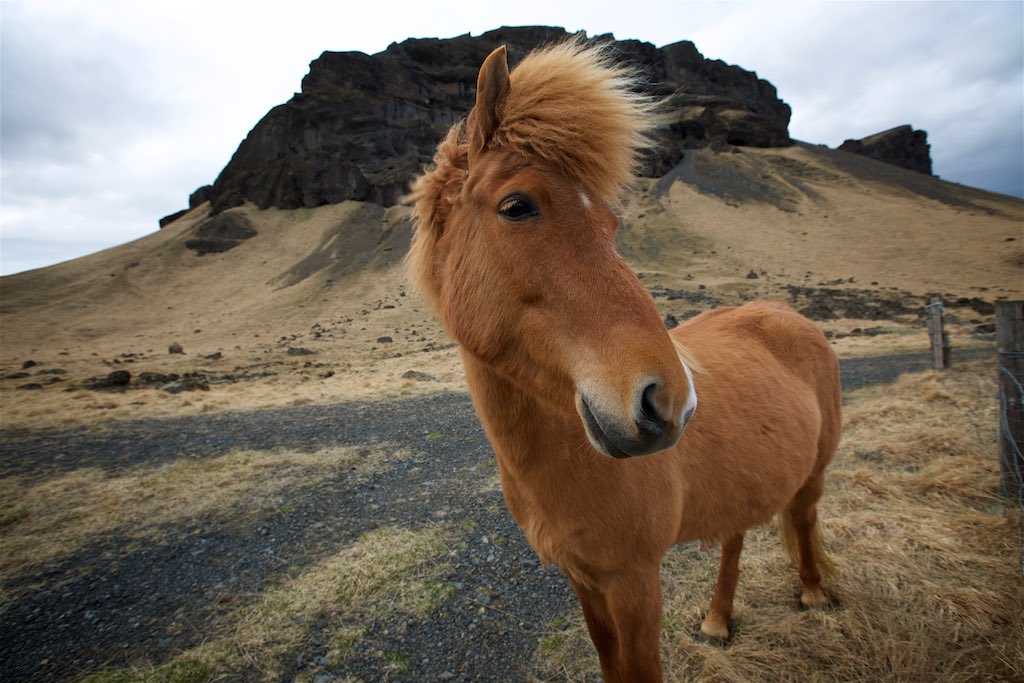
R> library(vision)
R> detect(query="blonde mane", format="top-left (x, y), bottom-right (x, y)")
top-left (410, 39), bottom-right (656, 218)
top-left (489, 39), bottom-right (657, 203)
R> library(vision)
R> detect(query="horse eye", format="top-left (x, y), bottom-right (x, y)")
top-left (497, 195), bottom-right (539, 222)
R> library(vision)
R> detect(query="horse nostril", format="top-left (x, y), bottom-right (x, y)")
top-left (639, 382), bottom-right (667, 432)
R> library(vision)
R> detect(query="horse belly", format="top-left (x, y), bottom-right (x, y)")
top-left (676, 395), bottom-right (821, 542)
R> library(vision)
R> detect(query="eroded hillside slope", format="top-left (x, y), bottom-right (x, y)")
top-left (1, 145), bottom-right (1020, 429)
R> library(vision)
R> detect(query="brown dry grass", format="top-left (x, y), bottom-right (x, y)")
top-left (4, 312), bottom-right (983, 433)
top-left (0, 200), bottom-right (464, 431)
top-left (631, 147), bottom-right (1023, 299)
top-left (0, 343), bottom-right (466, 432)
top-left (532, 361), bottom-right (1023, 682)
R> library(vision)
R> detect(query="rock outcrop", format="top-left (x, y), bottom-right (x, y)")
top-left (158, 209), bottom-right (189, 228)
top-left (184, 211), bottom-right (257, 255)
top-left (838, 125), bottom-right (933, 175)
top-left (199, 26), bottom-right (791, 214)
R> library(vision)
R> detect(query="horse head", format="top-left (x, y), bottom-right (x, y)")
top-left (410, 42), bottom-right (696, 458)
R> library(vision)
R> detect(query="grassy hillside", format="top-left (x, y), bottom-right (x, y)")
top-left (1, 144), bottom-right (1020, 429)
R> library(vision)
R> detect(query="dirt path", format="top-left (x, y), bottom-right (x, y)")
top-left (0, 348), bottom-right (994, 682)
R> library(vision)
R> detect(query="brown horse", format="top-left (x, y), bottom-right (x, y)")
top-left (408, 40), bottom-right (841, 682)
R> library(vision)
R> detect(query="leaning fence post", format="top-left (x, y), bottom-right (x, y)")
top-left (926, 297), bottom-right (949, 370)
top-left (996, 301), bottom-right (1023, 574)
top-left (996, 301), bottom-right (1023, 505)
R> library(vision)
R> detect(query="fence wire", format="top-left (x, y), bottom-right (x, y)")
top-left (997, 353), bottom-right (1024, 575)
top-left (931, 300), bottom-right (1022, 573)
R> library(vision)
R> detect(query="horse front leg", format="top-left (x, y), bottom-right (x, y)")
top-left (700, 531), bottom-right (744, 641)
top-left (571, 566), bottom-right (664, 683)
top-left (569, 578), bottom-right (617, 677)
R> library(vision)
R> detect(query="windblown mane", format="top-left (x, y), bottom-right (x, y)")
top-left (488, 39), bottom-right (657, 203)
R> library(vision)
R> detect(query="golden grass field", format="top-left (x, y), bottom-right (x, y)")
top-left (1, 143), bottom-right (1022, 681)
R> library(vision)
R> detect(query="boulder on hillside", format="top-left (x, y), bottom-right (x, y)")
top-left (158, 208), bottom-right (189, 228)
top-left (189, 185), bottom-right (214, 208)
top-left (184, 211), bottom-right (257, 255)
top-left (202, 26), bottom-right (792, 214)
top-left (159, 185), bottom-right (216, 228)
top-left (838, 125), bottom-right (933, 175)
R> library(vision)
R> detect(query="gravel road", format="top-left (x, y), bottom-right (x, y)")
top-left (0, 348), bottom-right (993, 682)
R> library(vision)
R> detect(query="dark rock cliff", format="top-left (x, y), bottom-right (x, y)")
top-left (838, 125), bottom-right (933, 175)
top-left (198, 26), bottom-right (792, 215)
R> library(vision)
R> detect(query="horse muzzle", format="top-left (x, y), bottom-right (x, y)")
top-left (577, 363), bottom-right (698, 459)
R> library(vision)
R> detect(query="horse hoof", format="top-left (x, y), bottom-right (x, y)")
top-left (697, 617), bottom-right (731, 643)
top-left (800, 586), bottom-right (829, 609)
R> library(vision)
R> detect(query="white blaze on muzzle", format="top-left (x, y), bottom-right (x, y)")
top-left (680, 358), bottom-right (698, 429)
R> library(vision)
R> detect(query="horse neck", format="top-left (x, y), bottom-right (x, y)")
top-left (460, 351), bottom-right (576, 474)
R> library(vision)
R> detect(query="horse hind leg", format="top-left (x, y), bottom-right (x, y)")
top-left (781, 474), bottom-right (834, 608)
top-left (700, 531), bottom-right (744, 641)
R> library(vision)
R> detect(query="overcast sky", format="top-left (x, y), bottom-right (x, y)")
top-left (2, 0), bottom-right (1022, 275)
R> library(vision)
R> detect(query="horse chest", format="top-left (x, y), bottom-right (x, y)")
top-left (519, 509), bottom-right (607, 588)
top-left (496, 455), bottom-right (666, 588)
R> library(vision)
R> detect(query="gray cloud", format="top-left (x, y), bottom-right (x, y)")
top-left (0, 3), bottom-right (230, 274)
top-left (692, 2), bottom-right (1023, 198)
top-left (1, 6), bottom-right (168, 163)
top-left (1, 1), bottom-right (1021, 275)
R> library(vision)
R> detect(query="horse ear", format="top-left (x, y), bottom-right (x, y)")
top-left (469, 45), bottom-right (510, 166)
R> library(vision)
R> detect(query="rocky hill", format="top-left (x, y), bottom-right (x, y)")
top-left (193, 26), bottom-right (792, 217)
top-left (839, 125), bottom-right (933, 175)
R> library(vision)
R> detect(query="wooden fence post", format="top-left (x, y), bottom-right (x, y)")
top-left (996, 301), bottom-right (1023, 509)
top-left (926, 297), bottom-right (949, 370)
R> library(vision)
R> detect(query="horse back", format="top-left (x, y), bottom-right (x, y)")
top-left (675, 301), bottom-right (838, 402)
